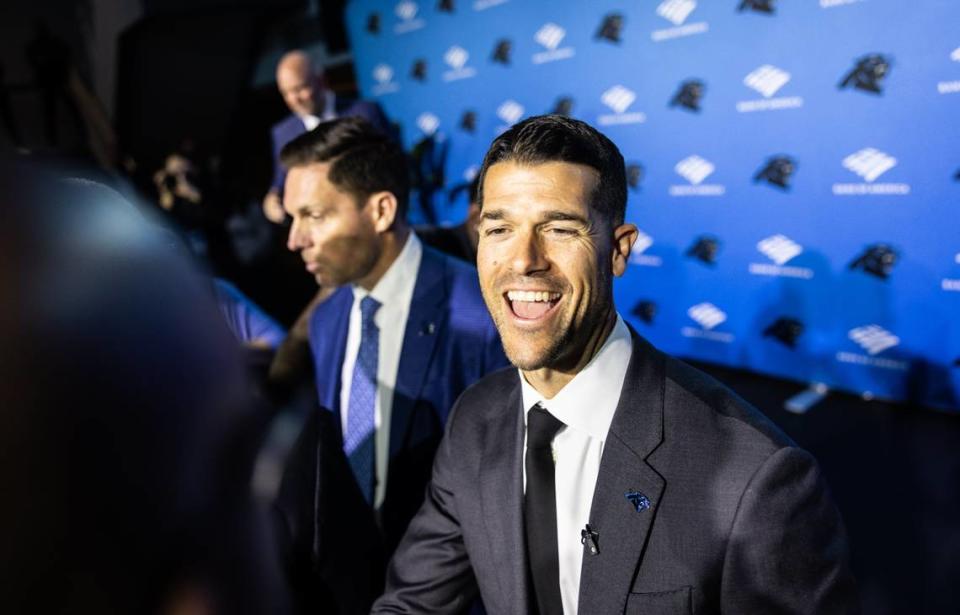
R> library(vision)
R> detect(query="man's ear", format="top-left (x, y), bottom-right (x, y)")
top-left (366, 191), bottom-right (399, 232)
top-left (611, 223), bottom-right (639, 277)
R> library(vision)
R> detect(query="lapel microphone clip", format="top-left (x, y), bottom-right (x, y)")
top-left (581, 524), bottom-right (600, 555)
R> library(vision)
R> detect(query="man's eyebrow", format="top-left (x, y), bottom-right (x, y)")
top-left (541, 211), bottom-right (588, 225)
top-left (296, 203), bottom-right (325, 215)
top-left (480, 209), bottom-right (588, 225)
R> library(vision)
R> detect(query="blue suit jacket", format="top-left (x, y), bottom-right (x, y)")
top-left (270, 98), bottom-right (390, 194)
top-left (307, 245), bottom-right (509, 552)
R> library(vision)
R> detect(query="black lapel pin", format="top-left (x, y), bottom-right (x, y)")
top-left (625, 491), bottom-right (650, 512)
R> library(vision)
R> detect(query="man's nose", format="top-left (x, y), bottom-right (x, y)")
top-left (509, 229), bottom-right (550, 276)
top-left (287, 219), bottom-right (304, 252)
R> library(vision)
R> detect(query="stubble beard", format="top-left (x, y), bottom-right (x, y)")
top-left (486, 269), bottom-right (614, 374)
top-left (484, 288), bottom-right (575, 372)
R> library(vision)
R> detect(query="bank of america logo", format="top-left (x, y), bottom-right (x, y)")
top-left (442, 45), bottom-right (476, 82)
top-left (849, 325), bottom-right (900, 355)
top-left (630, 229), bottom-right (662, 266)
top-left (657, 0), bottom-right (696, 26)
top-left (394, 1), bottom-right (425, 33)
top-left (532, 22), bottom-right (575, 64)
top-left (757, 234), bottom-right (802, 265)
top-left (601, 85), bottom-right (636, 114)
top-left (416, 112), bottom-right (439, 135)
top-left (744, 65), bottom-right (791, 98)
top-left (535, 23), bottom-right (566, 50)
top-left (497, 100), bottom-right (524, 125)
top-left (675, 155), bottom-right (714, 185)
top-left (688, 303), bottom-right (726, 330)
top-left (372, 63), bottom-right (400, 95)
top-left (598, 85), bottom-right (645, 125)
top-left (937, 48), bottom-right (960, 94)
top-left (395, 1), bottom-right (418, 20)
top-left (444, 46), bottom-right (469, 69)
top-left (373, 64), bottom-right (393, 84)
top-left (842, 148), bottom-right (897, 182)
top-left (634, 230), bottom-right (653, 254)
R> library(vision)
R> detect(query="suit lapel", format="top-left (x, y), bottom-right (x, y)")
top-left (578, 329), bottom-right (667, 614)
top-left (312, 287), bottom-right (353, 434)
top-left (389, 249), bottom-right (447, 458)
top-left (479, 375), bottom-right (530, 614)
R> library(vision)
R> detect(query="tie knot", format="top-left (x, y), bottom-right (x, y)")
top-left (359, 295), bottom-right (381, 322)
top-left (527, 404), bottom-right (565, 449)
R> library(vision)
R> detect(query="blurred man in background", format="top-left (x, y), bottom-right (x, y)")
top-left (263, 50), bottom-right (387, 224)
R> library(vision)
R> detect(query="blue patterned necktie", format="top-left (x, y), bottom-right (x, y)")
top-left (345, 295), bottom-right (381, 504)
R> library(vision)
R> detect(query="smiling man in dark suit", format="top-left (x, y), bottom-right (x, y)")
top-left (373, 115), bottom-right (858, 614)
top-left (275, 117), bottom-right (508, 613)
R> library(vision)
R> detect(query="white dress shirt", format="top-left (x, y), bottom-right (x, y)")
top-left (301, 114), bottom-right (321, 132)
top-left (340, 233), bottom-right (422, 509)
top-left (520, 314), bottom-right (633, 615)
top-left (300, 90), bottom-right (337, 131)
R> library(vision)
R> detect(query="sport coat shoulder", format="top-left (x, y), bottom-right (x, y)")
top-left (424, 246), bottom-right (492, 327)
top-left (594, 330), bottom-right (857, 614)
top-left (306, 245), bottom-right (498, 360)
top-left (271, 113), bottom-right (305, 144)
top-left (341, 98), bottom-right (390, 134)
top-left (660, 350), bottom-right (797, 457)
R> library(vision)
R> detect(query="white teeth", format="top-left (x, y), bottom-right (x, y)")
top-left (506, 290), bottom-right (560, 302)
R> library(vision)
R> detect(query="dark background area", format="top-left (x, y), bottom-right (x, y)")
top-left (1, 2), bottom-right (957, 613)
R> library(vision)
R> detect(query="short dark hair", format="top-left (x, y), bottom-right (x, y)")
top-left (476, 114), bottom-right (627, 226)
top-left (280, 116), bottom-right (410, 218)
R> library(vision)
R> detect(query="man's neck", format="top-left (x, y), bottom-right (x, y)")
top-left (356, 225), bottom-right (411, 291)
top-left (521, 307), bottom-right (618, 399)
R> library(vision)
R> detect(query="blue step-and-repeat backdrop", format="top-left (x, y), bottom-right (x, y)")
top-left (345, 0), bottom-right (960, 410)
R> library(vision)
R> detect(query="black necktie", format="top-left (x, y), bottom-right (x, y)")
top-left (524, 403), bottom-right (566, 615)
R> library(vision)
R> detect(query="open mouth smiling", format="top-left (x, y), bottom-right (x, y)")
top-left (505, 289), bottom-right (562, 322)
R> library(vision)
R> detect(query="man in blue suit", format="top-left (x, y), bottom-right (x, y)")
top-left (274, 117), bottom-right (508, 613)
top-left (263, 50), bottom-right (388, 223)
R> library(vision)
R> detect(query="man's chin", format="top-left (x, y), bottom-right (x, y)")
top-left (502, 345), bottom-right (556, 372)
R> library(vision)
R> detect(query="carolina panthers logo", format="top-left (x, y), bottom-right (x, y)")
top-left (839, 54), bottom-right (892, 94)
top-left (670, 79), bottom-right (705, 112)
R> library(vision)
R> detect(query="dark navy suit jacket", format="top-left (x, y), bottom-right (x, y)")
top-left (306, 245), bottom-right (508, 553)
top-left (374, 328), bottom-right (858, 614)
top-left (270, 98), bottom-right (389, 194)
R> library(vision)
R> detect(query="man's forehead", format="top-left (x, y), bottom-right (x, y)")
top-left (288, 162), bottom-right (331, 182)
top-left (277, 67), bottom-right (316, 92)
top-left (485, 160), bottom-right (597, 189)
top-left (284, 163), bottom-right (337, 204)
top-left (278, 69), bottom-right (309, 88)
top-left (482, 160), bottom-right (599, 208)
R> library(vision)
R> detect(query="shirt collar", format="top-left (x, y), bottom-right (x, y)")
top-left (520, 314), bottom-right (633, 441)
top-left (352, 232), bottom-right (422, 307)
top-left (301, 114), bottom-right (321, 131)
top-left (299, 91), bottom-right (336, 129)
